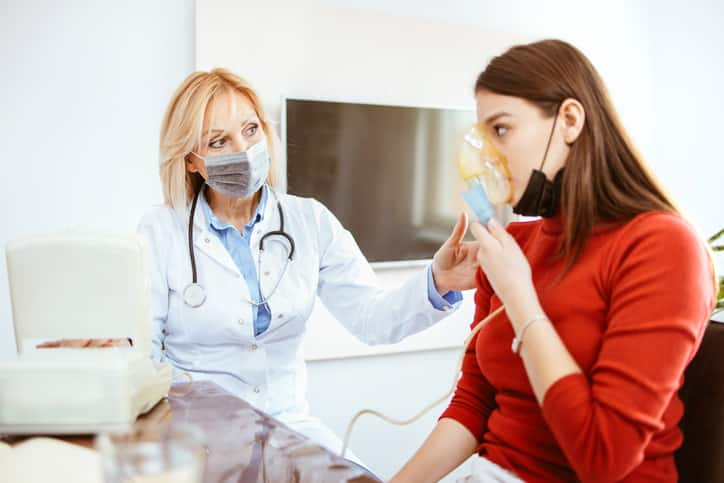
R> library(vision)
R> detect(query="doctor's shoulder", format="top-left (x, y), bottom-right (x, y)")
top-left (136, 203), bottom-right (187, 252)
top-left (276, 192), bottom-right (332, 226)
top-left (275, 192), bottom-right (348, 249)
top-left (137, 204), bottom-right (185, 233)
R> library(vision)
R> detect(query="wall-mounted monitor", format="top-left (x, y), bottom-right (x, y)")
top-left (283, 98), bottom-right (480, 264)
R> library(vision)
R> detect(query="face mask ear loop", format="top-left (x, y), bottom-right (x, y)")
top-left (538, 104), bottom-right (562, 172)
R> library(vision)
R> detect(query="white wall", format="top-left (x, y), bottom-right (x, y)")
top-left (0, 0), bottom-right (195, 358)
top-left (649, 0), bottom-right (724, 240)
top-left (194, 1), bottom-right (724, 480)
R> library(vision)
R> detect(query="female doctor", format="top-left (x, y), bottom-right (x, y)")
top-left (133, 68), bottom-right (479, 456)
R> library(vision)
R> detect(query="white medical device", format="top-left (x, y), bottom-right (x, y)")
top-left (0, 230), bottom-right (172, 435)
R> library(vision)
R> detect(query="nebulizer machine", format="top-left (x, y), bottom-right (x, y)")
top-left (340, 125), bottom-right (509, 456)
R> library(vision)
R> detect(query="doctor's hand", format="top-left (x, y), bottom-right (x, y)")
top-left (36, 338), bottom-right (131, 349)
top-left (470, 219), bottom-right (540, 323)
top-left (431, 212), bottom-right (480, 294)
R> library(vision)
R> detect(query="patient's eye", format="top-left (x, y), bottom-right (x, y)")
top-left (494, 125), bottom-right (508, 138)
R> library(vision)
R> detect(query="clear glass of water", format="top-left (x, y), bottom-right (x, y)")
top-left (95, 422), bottom-right (206, 483)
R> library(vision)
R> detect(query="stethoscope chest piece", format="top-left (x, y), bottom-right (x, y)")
top-left (183, 282), bottom-right (207, 308)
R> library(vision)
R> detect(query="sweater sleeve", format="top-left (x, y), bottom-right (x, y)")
top-left (541, 213), bottom-right (715, 483)
top-left (439, 268), bottom-right (498, 443)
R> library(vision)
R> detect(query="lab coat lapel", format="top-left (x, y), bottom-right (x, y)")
top-left (189, 201), bottom-right (241, 277)
top-left (254, 192), bottom-right (295, 333)
top-left (249, 188), bottom-right (281, 276)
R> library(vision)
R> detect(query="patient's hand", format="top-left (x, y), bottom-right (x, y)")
top-left (36, 338), bottom-right (131, 348)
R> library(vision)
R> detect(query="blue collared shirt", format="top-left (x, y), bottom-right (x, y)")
top-left (202, 186), bottom-right (461, 336)
top-left (426, 266), bottom-right (463, 311)
top-left (201, 186), bottom-right (272, 337)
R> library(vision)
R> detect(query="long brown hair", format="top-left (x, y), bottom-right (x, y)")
top-left (476, 39), bottom-right (679, 267)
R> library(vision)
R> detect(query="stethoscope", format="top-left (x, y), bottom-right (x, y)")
top-left (182, 184), bottom-right (296, 308)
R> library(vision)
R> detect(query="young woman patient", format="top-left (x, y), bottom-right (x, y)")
top-left (391, 39), bottom-right (716, 483)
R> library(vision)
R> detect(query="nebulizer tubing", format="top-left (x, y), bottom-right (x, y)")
top-left (340, 305), bottom-right (505, 458)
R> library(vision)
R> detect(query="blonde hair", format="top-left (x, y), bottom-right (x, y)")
top-left (159, 68), bottom-right (281, 215)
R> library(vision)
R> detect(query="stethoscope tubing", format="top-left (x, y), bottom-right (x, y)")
top-left (184, 184), bottom-right (295, 308)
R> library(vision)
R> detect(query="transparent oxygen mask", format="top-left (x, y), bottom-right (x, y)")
top-left (457, 124), bottom-right (513, 224)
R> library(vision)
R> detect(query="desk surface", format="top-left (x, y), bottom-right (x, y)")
top-left (167, 381), bottom-right (380, 482)
top-left (8, 381), bottom-right (380, 483)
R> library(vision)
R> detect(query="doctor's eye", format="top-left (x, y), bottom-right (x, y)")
top-left (493, 125), bottom-right (508, 138)
top-left (209, 137), bottom-right (227, 149)
top-left (244, 123), bottom-right (259, 137)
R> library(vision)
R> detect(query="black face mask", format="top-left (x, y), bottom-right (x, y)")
top-left (512, 106), bottom-right (564, 218)
top-left (512, 168), bottom-right (564, 217)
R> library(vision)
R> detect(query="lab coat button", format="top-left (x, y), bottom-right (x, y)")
top-left (238, 318), bottom-right (244, 325)
top-left (277, 313), bottom-right (284, 319)
top-left (204, 237), bottom-right (210, 243)
top-left (254, 386), bottom-right (261, 394)
top-left (251, 344), bottom-right (258, 351)
top-left (263, 271), bottom-right (270, 276)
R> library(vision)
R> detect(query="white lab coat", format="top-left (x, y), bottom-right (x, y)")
top-left (136, 189), bottom-right (459, 455)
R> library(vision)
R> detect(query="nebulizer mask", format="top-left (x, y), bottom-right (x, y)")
top-left (457, 124), bottom-right (513, 224)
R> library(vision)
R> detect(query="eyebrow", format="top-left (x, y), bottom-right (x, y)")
top-left (483, 111), bottom-right (512, 125)
top-left (202, 116), bottom-right (259, 138)
top-left (203, 129), bottom-right (225, 139)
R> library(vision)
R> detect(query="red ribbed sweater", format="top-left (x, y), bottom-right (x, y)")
top-left (440, 211), bottom-right (715, 482)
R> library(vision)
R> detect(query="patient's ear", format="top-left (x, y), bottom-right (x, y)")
top-left (559, 98), bottom-right (585, 144)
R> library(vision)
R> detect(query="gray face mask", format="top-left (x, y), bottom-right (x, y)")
top-left (194, 138), bottom-right (270, 198)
